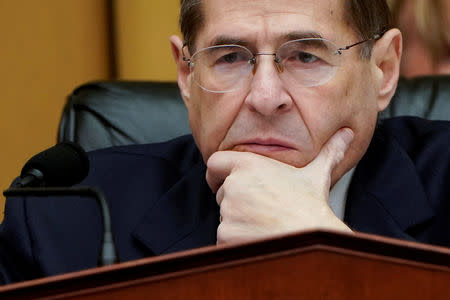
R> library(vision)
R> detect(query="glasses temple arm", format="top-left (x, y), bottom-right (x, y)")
top-left (182, 42), bottom-right (190, 62)
top-left (336, 30), bottom-right (387, 54)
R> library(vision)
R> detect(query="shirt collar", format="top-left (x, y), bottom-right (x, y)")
top-left (329, 167), bottom-right (356, 220)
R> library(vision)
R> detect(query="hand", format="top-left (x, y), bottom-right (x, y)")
top-left (206, 128), bottom-right (354, 244)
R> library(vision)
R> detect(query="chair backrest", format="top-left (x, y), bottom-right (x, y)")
top-left (58, 76), bottom-right (450, 151)
top-left (380, 76), bottom-right (450, 120)
top-left (58, 81), bottom-right (189, 151)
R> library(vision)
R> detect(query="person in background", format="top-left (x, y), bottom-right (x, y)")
top-left (387, 0), bottom-right (450, 77)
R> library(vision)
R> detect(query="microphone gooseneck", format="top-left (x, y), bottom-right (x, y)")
top-left (5, 142), bottom-right (119, 266)
top-left (4, 187), bottom-right (119, 266)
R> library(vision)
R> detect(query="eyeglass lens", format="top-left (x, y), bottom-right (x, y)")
top-left (190, 39), bottom-right (340, 93)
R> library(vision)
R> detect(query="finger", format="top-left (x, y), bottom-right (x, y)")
top-left (216, 184), bottom-right (225, 206)
top-left (205, 151), bottom-right (246, 193)
top-left (308, 127), bottom-right (354, 175)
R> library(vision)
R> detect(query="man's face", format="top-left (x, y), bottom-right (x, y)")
top-left (180, 0), bottom-right (387, 184)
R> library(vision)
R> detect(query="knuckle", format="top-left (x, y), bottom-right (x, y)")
top-left (221, 173), bottom-right (238, 194)
top-left (336, 149), bottom-right (345, 162)
top-left (219, 195), bottom-right (239, 220)
top-left (219, 198), bottom-right (228, 216)
top-left (222, 175), bottom-right (233, 187)
top-left (322, 143), bottom-right (333, 157)
top-left (216, 222), bottom-right (228, 244)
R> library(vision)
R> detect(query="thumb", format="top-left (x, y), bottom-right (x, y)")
top-left (307, 127), bottom-right (354, 175)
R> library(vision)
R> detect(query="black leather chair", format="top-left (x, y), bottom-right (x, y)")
top-left (381, 76), bottom-right (450, 120)
top-left (58, 81), bottom-right (190, 151)
top-left (58, 76), bottom-right (450, 151)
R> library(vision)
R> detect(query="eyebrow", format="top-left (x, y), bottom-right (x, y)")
top-left (208, 31), bottom-right (325, 48)
top-left (285, 31), bottom-right (324, 41)
top-left (286, 31), bottom-right (330, 50)
top-left (210, 36), bottom-right (251, 48)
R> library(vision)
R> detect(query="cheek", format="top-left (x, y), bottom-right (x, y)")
top-left (295, 64), bottom-right (378, 154)
top-left (325, 66), bottom-right (379, 181)
top-left (187, 88), bottom-right (244, 162)
top-left (293, 85), bottom-right (352, 151)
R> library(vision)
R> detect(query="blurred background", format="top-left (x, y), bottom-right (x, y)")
top-left (0, 0), bottom-right (180, 219)
top-left (387, 0), bottom-right (450, 77)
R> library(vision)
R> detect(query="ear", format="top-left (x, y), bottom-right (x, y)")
top-left (170, 35), bottom-right (191, 104)
top-left (371, 28), bottom-right (403, 112)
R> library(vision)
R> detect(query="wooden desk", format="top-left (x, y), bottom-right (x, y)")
top-left (1, 230), bottom-right (449, 299)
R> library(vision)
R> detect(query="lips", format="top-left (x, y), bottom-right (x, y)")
top-left (232, 138), bottom-right (296, 154)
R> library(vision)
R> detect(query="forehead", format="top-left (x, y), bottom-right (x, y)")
top-left (198, 0), bottom-right (352, 47)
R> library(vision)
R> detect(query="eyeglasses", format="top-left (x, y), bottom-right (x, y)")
top-left (182, 33), bottom-right (384, 93)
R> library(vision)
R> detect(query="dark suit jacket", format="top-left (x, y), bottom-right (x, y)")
top-left (0, 117), bottom-right (449, 284)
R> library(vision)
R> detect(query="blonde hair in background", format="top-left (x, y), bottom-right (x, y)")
top-left (387, 0), bottom-right (450, 65)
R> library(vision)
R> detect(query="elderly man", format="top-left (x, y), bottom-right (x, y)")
top-left (0, 0), bottom-right (449, 284)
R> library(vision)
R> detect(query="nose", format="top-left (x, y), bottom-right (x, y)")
top-left (244, 55), bottom-right (293, 116)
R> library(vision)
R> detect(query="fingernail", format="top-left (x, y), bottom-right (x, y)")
top-left (341, 128), bottom-right (354, 146)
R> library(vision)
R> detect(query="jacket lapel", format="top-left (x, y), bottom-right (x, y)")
top-left (345, 127), bottom-right (435, 240)
top-left (131, 161), bottom-right (219, 255)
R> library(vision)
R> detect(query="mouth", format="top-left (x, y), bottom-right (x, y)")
top-left (232, 138), bottom-right (296, 154)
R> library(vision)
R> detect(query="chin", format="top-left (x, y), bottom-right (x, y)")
top-left (275, 155), bottom-right (311, 168)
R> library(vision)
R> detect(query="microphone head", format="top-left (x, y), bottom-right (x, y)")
top-left (20, 142), bottom-right (90, 187)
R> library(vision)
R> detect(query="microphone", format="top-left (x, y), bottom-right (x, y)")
top-left (16, 142), bottom-right (89, 188)
top-left (4, 142), bottom-right (119, 266)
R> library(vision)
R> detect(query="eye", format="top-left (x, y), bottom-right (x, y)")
top-left (217, 51), bottom-right (247, 64)
top-left (294, 51), bottom-right (319, 63)
top-left (220, 52), bottom-right (238, 63)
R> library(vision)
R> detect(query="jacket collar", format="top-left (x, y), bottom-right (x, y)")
top-left (345, 126), bottom-right (434, 239)
top-left (131, 161), bottom-right (219, 255)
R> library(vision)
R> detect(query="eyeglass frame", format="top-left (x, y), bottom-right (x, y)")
top-left (181, 30), bottom-right (386, 91)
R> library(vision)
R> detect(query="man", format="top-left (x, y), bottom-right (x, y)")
top-left (0, 0), bottom-right (449, 284)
